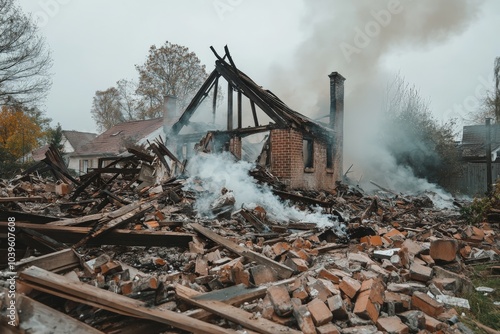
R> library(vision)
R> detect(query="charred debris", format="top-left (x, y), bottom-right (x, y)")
top-left (1, 48), bottom-right (499, 334)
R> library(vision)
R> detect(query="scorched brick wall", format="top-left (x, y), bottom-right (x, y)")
top-left (270, 128), bottom-right (335, 190)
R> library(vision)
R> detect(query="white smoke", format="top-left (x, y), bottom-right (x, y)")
top-left (266, 0), bottom-right (484, 198)
top-left (183, 152), bottom-right (346, 234)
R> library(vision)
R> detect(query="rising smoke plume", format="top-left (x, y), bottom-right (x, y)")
top-left (269, 0), bottom-right (484, 194)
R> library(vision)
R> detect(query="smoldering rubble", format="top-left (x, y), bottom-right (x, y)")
top-left (0, 143), bottom-right (499, 333)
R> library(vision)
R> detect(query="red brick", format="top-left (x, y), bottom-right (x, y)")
top-left (285, 257), bottom-right (309, 272)
top-left (316, 323), bottom-right (340, 334)
top-left (339, 276), bottom-right (361, 299)
top-left (307, 280), bottom-right (333, 302)
top-left (318, 268), bottom-right (341, 284)
top-left (250, 265), bottom-right (278, 285)
top-left (231, 261), bottom-right (250, 286)
top-left (385, 291), bottom-right (412, 314)
top-left (327, 294), bottom-right (348, 319)
top-left (292, 285), bottom-right (308, 302)
top-left (353, 290), bottom-right (380, 323)
top-left (423, 314), bottom-right (445, 332)
top-left (412, 291), bottom-right (444, 317)
top-left (291, 298), bottom-right (316, 334)
top-left (377, 316), bottom-right (409, 334)
top-left (307, 298), bottom-right (333, 326)
top-left (55, 183), bottom-right (70, 196)
top-left (430, 239), bottom-right (458, 262)
top-left (267, 285), bottom-right (293, 317)
top-left (409, 262), bottom-right (432, 282)
top-left (100, 261), bottom-right (122, 276)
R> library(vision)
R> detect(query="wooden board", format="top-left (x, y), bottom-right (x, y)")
top-left (19, 266), bottom-right (237, 334)
top-left (190, 223), bottom-right (293, 279)
top-left (1, 221), bottom-right (194, 247)
top-left (15, 248), bottom-right (79, 273)
top-left (0, 288), bottom-right (103, 334)
top-left (176, 284), bottom-right (301, 334)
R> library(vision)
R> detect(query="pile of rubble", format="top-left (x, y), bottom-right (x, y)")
top-left (1, 145), bottom-right (499, 334)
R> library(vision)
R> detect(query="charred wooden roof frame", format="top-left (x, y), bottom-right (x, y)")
top-left (170, 47), bottom-right (335, 146)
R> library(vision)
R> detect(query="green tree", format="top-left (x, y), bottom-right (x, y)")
top-left (0, 0), bottom-right (53, 106)
top-left (90, 42), bottom-right (209, 131)
top-left (48, 122), bottom-right (64, 152)
top-left (382, 75), bottom-right (461, 191)
top-left (135, 41), bottom-right (208, 119)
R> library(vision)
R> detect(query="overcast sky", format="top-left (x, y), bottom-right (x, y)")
top-left (18, 0), bottom-right (500, 135)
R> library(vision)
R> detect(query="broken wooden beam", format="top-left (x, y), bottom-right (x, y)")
top-left (176, 284), bottom-right (301, 334)
top-left (19, 266), bottom-right (236, 334)
top-left (1, 221), bottom-right (194, 247)
top-left (190, 223), bottom-right (293, 279)
top-left (15, 248), bottom-right (80, 273)
top-left (0, 196), bottom-right (44, 203)
top-left (73, 201), bottom-right (154, 248)
top-left (0, 289), bottom-right (104, 334)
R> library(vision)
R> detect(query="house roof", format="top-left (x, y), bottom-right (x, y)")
top-left (74, 118), bottom-right (164, 156)
top-left (461, 124), bottom-right (500, 159)
top-left (171, 49), bottom-right (335, 141)
top-left (62, 130), bottom-right (97, 152)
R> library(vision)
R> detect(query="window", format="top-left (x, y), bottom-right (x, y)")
top-left (82, 159), bottom-right (88, 173)
top-left (303, 138), bottom-right (314, 169)
top-left (327, 142), bottom-right (333, 169)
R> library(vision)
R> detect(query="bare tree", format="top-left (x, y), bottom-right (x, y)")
top-left (135, 41), bottom-right (208, 119)
top-left (382, 74), bottom-right (461, 191)
top-left (116, 79), bottom-right (142, 120)
top-left (90, 87), bottom-right (123, 132)
top-left (493, 57), bottom-right (500, 122)
top-left (0, 0), bottom-right (53, 105)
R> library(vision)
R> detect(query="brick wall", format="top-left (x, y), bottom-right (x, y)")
top-left (270, 128), bottom-right (336, 190)
top-left (229, 136), bottom-right (242, 159)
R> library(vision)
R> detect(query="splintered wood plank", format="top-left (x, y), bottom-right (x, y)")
top-left (73, 202), bottom-right (154, 248)
top-left (15, 248), bottom-right (79, 272)
top-left (176, 284), bottom-right (301, 334)
top-left (47, 213), bottom-right (105, 226)
top-left (19, 266), bottom-right (236, 334)
top-left (6, 289), bottom-right (104, 334)
top-left (190, 223), bottom-right (293, 279)
top-left (0, 196), bottom-right (44, 203)
top-left (193, 277), bottom-right (296, 306)
top-left (1, 222), bottom-right (194, 247)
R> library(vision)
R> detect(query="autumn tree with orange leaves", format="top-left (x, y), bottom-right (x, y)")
top-left (0, 105), bottom-right (44, 160)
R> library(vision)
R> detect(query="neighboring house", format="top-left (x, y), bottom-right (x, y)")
top-left (61, 130), bottom-right (97, 171)
top-left (167, 49), bottom-right (345, 191)
top-left (29, 130), bottom-right (96, 168)
top-left (458, 123), bottom-right (500, 195)
top-left (70, 118), bottom-right (164, 175)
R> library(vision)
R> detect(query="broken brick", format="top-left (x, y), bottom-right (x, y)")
top-left (291, 298), bottom-right (316, 334)
top-left (250, 265), bottom-right (278, 285)
top-left (327, 294), bottom-right (348, 320)
top-left (409, 262), bottom-right (432, 282)
top-left (376, 316), bottom-right (409, 334)
top-left (339, 276), bottom-right (361, 299)
top-left (307, 298), bottom-right (333, 326)
top-left (430, 239), bottom-right (458, 262)
top-left (316, 323), bottom-right (340, 334)
top-left (267, 285), bottom-right (293, 317)
top-left (411, 291), bottom-right (444, 317)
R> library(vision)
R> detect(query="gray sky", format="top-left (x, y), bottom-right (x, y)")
top-left (18, 0), bottom-right (500, 134)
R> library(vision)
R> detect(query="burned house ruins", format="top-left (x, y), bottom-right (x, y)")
top-left (167, 47), bottom-right (345, 191)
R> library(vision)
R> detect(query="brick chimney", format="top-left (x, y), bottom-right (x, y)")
top-left (163, 95), bottom-right (177, 135)
top-left (329, 72), bottom-right (345, 180)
